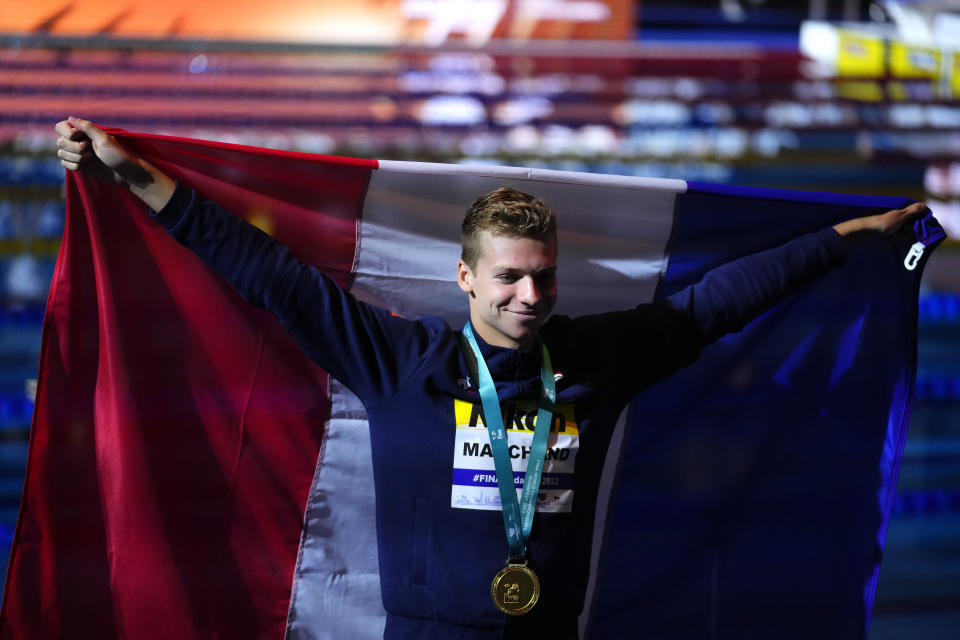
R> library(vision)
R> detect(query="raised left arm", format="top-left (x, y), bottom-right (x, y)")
top-left (667, 202), bottom-right (927, 346)
top-left (832, 202), bottom-right (926, 238)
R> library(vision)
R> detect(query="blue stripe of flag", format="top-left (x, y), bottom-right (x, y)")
top-left (590, 184), bottom-right (943, 639)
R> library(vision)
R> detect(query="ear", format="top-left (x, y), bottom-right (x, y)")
top-left (456, 259), bottom-right (474, 294)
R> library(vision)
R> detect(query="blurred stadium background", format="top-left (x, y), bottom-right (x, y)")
top-left (0, 0), bottom-right (957, 636)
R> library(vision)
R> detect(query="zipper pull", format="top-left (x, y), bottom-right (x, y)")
top-left (904, 241), bottom-right (925, 271)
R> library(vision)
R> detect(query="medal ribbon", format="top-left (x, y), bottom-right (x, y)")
top-left (462, 322), bottom-right (556, 561)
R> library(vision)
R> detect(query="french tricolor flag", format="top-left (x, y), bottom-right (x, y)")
top-left (0, 129), bottom-right (945, 639)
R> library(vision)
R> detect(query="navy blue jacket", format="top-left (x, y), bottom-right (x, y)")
top-left (154, 184), bottom-right (847, 639)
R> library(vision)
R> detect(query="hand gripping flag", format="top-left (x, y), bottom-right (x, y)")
top-left (0, 128), bottom-right (945, 639)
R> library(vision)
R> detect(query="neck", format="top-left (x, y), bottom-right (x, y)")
top-left (467, 313), bottom-right (533, 351)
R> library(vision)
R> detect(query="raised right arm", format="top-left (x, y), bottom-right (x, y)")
top-left (55, 118), bottom-right (430, 405)
top-left (56, 117), bottom-right (176, 212)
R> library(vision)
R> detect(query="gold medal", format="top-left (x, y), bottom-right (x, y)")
top-left (490, 563), bottom-right (540, 616)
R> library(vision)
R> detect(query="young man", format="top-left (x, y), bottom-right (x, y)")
top-left (55, 117), bottom-right (922, 639)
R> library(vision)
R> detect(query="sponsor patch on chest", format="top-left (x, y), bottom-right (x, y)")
top-left (451, 399), bottom-right (579, 513)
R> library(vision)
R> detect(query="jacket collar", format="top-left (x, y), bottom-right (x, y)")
top-left (463, 325), bottom-right (542, 399)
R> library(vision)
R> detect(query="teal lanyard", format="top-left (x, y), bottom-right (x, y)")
top-left (462, 322), bottom-right (556, 561)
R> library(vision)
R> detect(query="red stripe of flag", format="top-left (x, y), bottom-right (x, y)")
top-left (2, 131), bottom-right (375, 639)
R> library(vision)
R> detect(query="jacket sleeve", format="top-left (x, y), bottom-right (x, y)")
top-left (550, 227), bottom-right (848, 392)
top-left (151, 183), bottom-right (431, 406)
top-left (664, 226), bottom-right (848, 345)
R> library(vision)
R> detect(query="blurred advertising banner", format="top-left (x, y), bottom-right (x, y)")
top-left (801, 20), bottom-right (959, 98)
top-left (835, 30), bottom-right (885, 78)
top-left (953, 52), bottom-right (960, 96)
top-left (888, 41), bottom-right (940, 79)
top-left (0, 0), bottom-right (633, 45)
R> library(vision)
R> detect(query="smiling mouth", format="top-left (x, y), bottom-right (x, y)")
top-left (505, 309), bottom-right (541, 319)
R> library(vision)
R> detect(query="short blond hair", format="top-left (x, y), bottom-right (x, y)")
top-left (460, 187), bottom-right (557, 269)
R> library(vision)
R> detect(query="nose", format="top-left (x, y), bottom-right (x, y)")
top-left (516, 276), bottom-right (542, 306)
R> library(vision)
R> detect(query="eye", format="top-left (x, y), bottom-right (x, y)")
top-left (497, 274), bottom-right (520, 284)
top-left (535, 271), bottom-right (556, 286)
